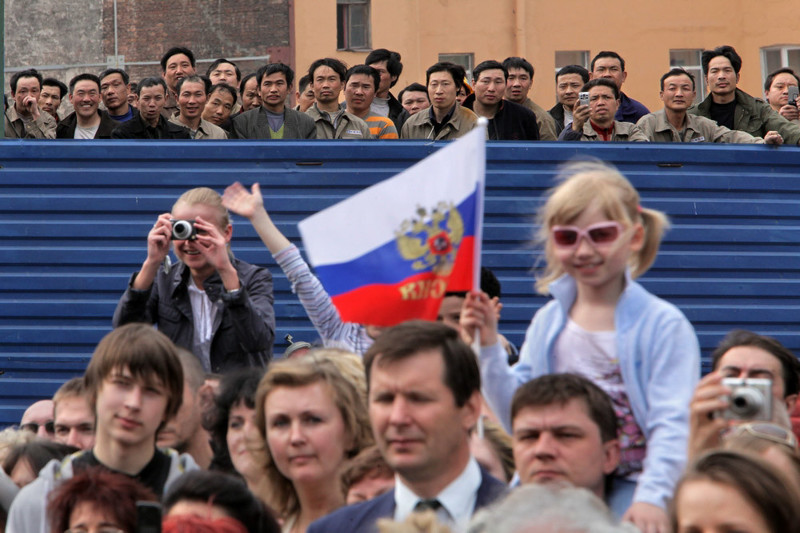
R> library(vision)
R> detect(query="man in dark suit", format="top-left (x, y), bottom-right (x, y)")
top-left (231, 63), bottom-right (316, 139)
top-left (308, 321), bottom-right (507, 533)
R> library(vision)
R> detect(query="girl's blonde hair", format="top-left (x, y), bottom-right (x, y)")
top-left (535, 161), bottom-right (669, 295)
top-left (253, 350), bottom-right (373, 520)
top-left (172, 187), bottom-right (230, 229)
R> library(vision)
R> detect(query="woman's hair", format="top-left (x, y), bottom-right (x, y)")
top-left (0, 427), bottom-right (35, 465)
top-left (472, 418), bottom-right (515, 483)
top-left (205, 368), bottom-right (266, 474)
top-left (48, 466), bottom-right (158, 533)
top-left (163, 470), bottom-right (280, 533)
top-left (254, 350), bottom-right (373, 518)
top-left (2, 439), bottom-right (78, 484)
top-left (535, 161), bottom-right (669, 295)
top-left (173, 187), bottom-right (230, 228)
top-left (671, 450), bottom-right (800, 533)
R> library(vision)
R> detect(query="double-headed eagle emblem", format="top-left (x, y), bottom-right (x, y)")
top-left (395, 201), bottom-right (464, 275)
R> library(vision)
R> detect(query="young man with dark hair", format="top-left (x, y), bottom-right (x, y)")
top-left (365, 48), bottom-right (404, 125)
top-left (232, 63), bottom-right (316, 139)
top-left (7, 324), bottom-right (198, 533)
top-left (763, 67), bottom-right (800, 124)
top-left (294, 74), bottom-right (315, 112)
top-left (56, 73), bottom-right (118, 139)
top-left (401, 62), bottom-right (478, 140)
top-left (501, 56), bottom-right (558, 140)
top-left (5, 68), bottom-right (57, 138)
top-left (202, 83), bottom-right (238, 132)
top-left (207, 58), bottom-right (241, 89)
top-left (308, 321), bottom-right (507, 533)
top-left (398, 82), bottom-right (429, 116)
top-left (637, 68), bottom-right (770, 143)
top-left (99, 68), bottom-right (135, 123)
top-left (590, 51), bottom-right (649, 124)
top-left (691, 45), bottom-right (800, 145)
top-left (511, 374), bottom-right (620, 507)
top-left (111, 77), bottom-right (191, 139)
top-left (305, 57), bottom-right (371, 139)
top-left (549, 65), bottom-right (590, 135)
top-left (558, 78), bottom-right (647, 141)
top-left (462, 60), bottom-right (540, 140)
top-left (39, 78), bottom-right (67, 123)
top-left (160, 46), bottom-right (197, 117)
top-left (169, 75), bottom-right (228, 139)
top-left (344, 65), bottom-right (398, 139)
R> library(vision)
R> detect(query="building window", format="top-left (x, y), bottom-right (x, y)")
top-left (439, 53), bottom-right (475, 83)
top-left (337, 0), bottom-right (370, 51)
top-left (555, 50), bottom-right (590, 73)
top-left (670, 49), bottom-right (706, 104)
top-left (762, 46), bottom-right (800, 81)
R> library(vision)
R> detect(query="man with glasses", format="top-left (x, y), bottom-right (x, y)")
top-left (19, 399), bottom-right (55, 440)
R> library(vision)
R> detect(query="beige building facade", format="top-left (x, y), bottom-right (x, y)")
top-left (295, 0), bottom-right (800, 111)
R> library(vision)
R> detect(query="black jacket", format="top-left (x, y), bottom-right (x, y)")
top-left (111, 112), bottom-right (191, 139)
top-left (56, 109), bottom-right (119, 139)
top-left (462, 94), bottom-right (540, 140)
top-left (549, 102), bottom-right (566, 136)
top-left (387, 92), bottom-right (406, 131)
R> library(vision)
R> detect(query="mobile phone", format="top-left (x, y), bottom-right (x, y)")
top-left (136, 501), bottom-right (162, 533)
top-left (578, 92), bottom-right (590, 107)
top-left (788, 85), bottom-right (799, 107)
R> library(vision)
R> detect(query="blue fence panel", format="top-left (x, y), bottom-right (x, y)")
top-left (1, 139), bottom-right (799, 427)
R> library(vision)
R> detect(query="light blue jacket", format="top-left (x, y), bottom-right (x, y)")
top-left (480, 272), bottom-right (700, 510)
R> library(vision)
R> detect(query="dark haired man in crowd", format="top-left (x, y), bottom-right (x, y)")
top-left (511, 374), bottom-right (621, 512)
top-left (366, 48), bottom-right (405, 126)
top-left (590, 51), bottom-right (649, 124)
top-left (401, 62), bottom-right (478, 140)
top-left (558, 78), bottom-right (647, 141)
top-left (100, 68), bottom-right (136, 123)
top-left (169, 75), bottom-right (228, 139)
top-left (398, 82), bottom-right (429, 116)
top-left (233, 63), bottom-right (316, 139)
top-left (111, 77), bottom-right (191, 139)
top-left (7, 324), bottom-right (198, 533)
top-left (294, 74), bottom-right (315, 112)
top-left (308, 321), bottom-right (507, 533)
top-left (763, 67), bottom-right (800, 124)
top-left (160, 46), bottom-right (197, 117)
top-left (462, 60), bottom-right (539, 140)
top-left (207, 58), bottom-right (242, 115)
top-left (691, 45), bottom-right (800, 144)
top-left (344, 65), bottom-right (398, 139)
top-left (202, 83), bottom-right (237, 133)
top-left (501, 57), bottom-right (558, 140)
top-left (56, 73), bottom-right (118, 139)
top-left (306, 57), bottom-right (371, 139)
top-left (637, 68), bottom-right (773, 143)
top-left (240, 73), bottom-right (261, 113)
top-left (549, 65), bottom-right (590, 135)
top-left (39, 78), bottom-right (67, 123)
top-left (5, 69), bottom-right (57, 138)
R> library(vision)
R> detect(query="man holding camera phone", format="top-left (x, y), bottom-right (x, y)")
top-left (688, 330), bottom-right (800, 459)
top-left (4, 69), bottom-right (57, 139)
top-left (557, 78), bottom-right (648, 141)
top-left (764, 68), bottom-right (800, 124)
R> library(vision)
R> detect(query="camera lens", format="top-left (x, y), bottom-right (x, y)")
top-left (172, 220), bottom-right (193, 240)
top-left (730, 388), bottom-right (763, 417)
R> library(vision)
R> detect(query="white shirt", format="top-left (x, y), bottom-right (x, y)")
top-left (187, 277), bottom-right (219, 371)
top-left (74, 123), bottom-right (100, 139)
top-left (393, 456), bottom-right (481, 531)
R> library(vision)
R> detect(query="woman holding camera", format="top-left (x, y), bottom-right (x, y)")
top-left (113, 187), bottom-right (275, 372)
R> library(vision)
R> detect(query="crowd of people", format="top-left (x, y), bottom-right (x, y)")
top-left (6, 44), bottom-right (800, 144)
top-left (0, 157), bottom-right (798, 533)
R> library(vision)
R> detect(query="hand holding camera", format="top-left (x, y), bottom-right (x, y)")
top-left (571, 92), bottom-right (592, 132)
top-left (779, 85), bottom-right (800, 121)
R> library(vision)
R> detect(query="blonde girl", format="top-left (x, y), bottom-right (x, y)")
top-left (462, 161), bottom-right (699, 533)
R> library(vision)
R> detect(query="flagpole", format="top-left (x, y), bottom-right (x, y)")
top-left (471, 118), bottom-right (488, 353)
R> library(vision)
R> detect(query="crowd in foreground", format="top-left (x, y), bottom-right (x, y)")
top-left (6, 44), bottom-right (800, 145)
top-left (1, 161), bottom-right (799, 533)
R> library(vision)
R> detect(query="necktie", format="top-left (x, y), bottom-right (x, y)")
top-left (414, 499), bottom-right (443, 512)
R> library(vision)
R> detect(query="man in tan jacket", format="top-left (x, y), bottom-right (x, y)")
top-left (5, 69), bottom-right (56, 139)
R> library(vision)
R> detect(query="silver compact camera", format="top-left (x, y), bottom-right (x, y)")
top-left (721, 378), bottom-right (772, 421)
top-left (578, 91), bottom-right (590, 107)
top-left (170, 219), bottom-right (197, 240)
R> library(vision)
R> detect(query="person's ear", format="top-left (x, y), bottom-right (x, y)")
top-left (602, 439), bottom-right (621, 474)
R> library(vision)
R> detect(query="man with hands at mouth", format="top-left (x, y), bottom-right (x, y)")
top-left (5, 68), bottom-right (57, 139)
top-left (113, 187), bottom-right (275, 373)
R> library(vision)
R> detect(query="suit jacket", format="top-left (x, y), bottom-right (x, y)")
top-left (231, 107), bottom-right (316, 139)
top-left (307, 468), bottom-right (507, 533)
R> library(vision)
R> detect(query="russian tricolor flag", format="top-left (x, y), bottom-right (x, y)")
top-left (298, 123), bottom-right (486, 327)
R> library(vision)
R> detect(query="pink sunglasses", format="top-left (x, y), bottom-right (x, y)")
top-left (551, 221), bottom-right (624, 248)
